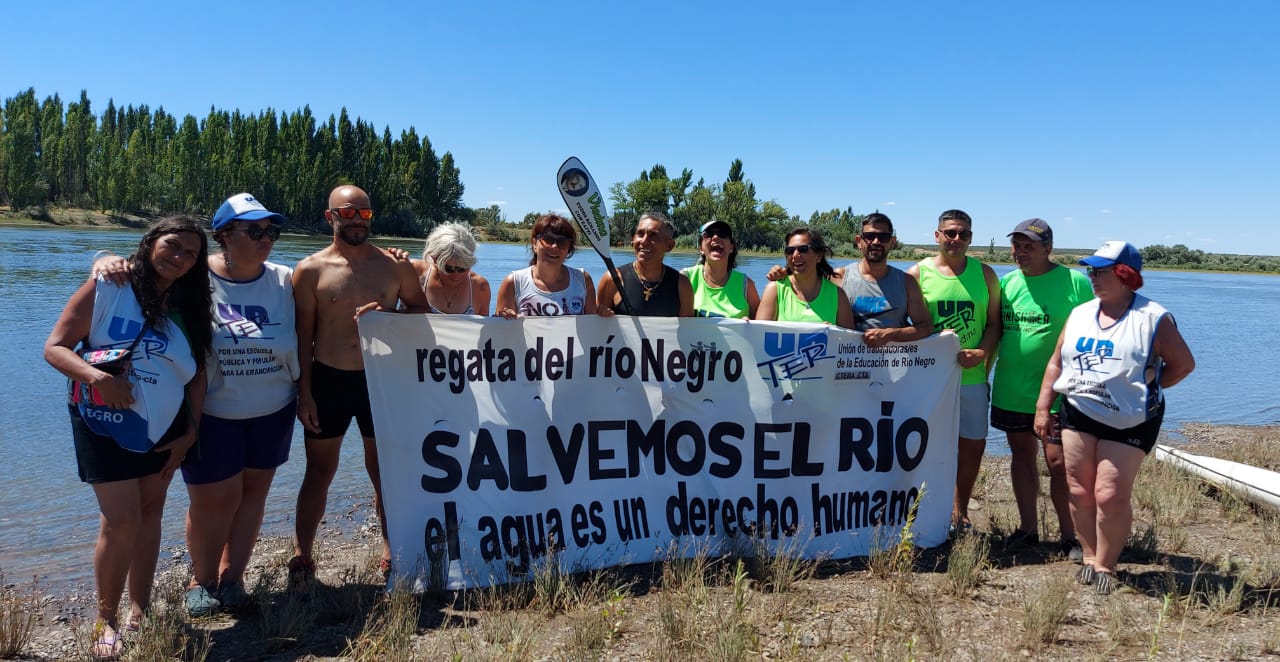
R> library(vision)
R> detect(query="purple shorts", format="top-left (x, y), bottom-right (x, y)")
top-left (181, 400), bottom-right (297, 485)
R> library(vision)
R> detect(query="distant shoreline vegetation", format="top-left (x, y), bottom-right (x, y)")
top-left (3, 88), bottom-right (1275, 272)
top-left (4, 209), bottom-right (1277, 275)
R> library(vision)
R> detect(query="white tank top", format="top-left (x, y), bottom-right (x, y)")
top-left (511, 266), bottom-right (588, 316)
top-left (1053, 294), bottom-right (1168, 429)
top-left (205, 261), bottom-right (300, 419)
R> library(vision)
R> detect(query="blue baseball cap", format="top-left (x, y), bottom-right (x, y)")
top-left (212, 193), bottom-right (284, 231)
top-left (1079, 240), bottom-right (1142, 271)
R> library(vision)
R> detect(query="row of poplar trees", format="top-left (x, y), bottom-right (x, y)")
top-left (0, 88), bottom-right (465, 236)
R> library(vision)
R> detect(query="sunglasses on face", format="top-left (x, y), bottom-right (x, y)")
top-left (860, 231), bottom-right (893, 244)
top-left (941, 229), bottom-right (973, 240)
top-left (441, 263), bottom-right (469, 275)
top-left (535, 233), bottom-right (570, 248)
top-left (701, 228), bottom-right (731, 240)
top-left (330, 207), bottom-right (374, 221)
top-left (784, 244), bottom-right (812, 255)
top-left (1086, 266), bottom-right (1114, 278)
top-left (241, 224), bottom-right (281, 241)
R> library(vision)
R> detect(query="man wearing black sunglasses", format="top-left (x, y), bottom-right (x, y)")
top-left (834, 213), bottom-right (932, 346)
top-left (907, 209), bottom-right (1001, 535)
top-left (289, 184), bottom-right (431, 582)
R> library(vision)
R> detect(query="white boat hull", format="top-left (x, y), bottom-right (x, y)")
top-left (1154, 445), bottom-right (1280, 510)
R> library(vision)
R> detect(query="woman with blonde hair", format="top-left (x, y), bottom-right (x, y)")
top-left (414, 222), bottom-right (491, 315)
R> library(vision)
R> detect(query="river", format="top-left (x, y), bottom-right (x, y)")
top-left (1, 225), bottom-right (1275, 593)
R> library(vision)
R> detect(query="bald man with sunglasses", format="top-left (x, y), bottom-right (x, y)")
top-left (289, 184), bottom-right (430, 582)
top-left (907, 209), bottom-right (1001, 535)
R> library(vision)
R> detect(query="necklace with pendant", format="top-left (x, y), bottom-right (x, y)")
top-left (634, 262), bottom-right (664, 301)
top-left (703, 266), bottom-right (728, 289)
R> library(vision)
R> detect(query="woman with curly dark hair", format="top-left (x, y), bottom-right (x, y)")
top-left (756, 227), bottom-right (855, 328)
top-left (44, 216), bottom-right (211, 659)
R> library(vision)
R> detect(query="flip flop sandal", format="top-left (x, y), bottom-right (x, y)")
top-left (91, 629), bottom-right (124, 661)
top-left (1094, 572), bottom-right (1120, 595)
top-left (1076, 565), bottom-right (1096, 586)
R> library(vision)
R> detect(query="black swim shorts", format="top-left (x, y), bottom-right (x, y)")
top-left (70, 404), bottom-right (186, 483)
top-left (990, 406), bottom-right (1063, 444)
top-left (1059, 398), bottom-right (1164, 454)
top-left (308, 361), bottom-right (375, 440)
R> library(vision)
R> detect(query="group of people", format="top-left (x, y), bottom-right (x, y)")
top-left (46, 189), bottom-right (1193, 659)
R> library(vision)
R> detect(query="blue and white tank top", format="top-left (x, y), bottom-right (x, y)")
top-left (82, 279), bottom-right (197, 448)
top-left (1053, 294), bottom-right (1169, 429)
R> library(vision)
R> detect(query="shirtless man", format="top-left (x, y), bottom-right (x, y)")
top-left (290, 184), bottom-right (430, 580)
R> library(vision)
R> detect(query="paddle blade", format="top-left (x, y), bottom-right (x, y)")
top-left (557, 157), bottom-right (612, 256)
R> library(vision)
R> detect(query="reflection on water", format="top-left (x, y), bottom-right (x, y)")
top-left (1, 225), bottom-right (1275, 593)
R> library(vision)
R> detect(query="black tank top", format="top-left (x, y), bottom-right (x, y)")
top-left (619, 263), bottom-right (681, 317)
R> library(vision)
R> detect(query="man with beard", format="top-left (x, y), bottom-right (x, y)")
top-left (992, 219), bottom-right (1092, 556)
top-left (907, 209), bottom-right (1001, 534)
top-left (289, 184), bottom-right (430, 582)
top-left (835, 213), bottom-right (932, 345)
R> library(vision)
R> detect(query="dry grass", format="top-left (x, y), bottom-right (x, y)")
top-left (114, 582), bottom-right (211, 662)
top-left (1019, 573), bottom-right (1073, 650)
top-left (944, 531), bottom-right (990, 596)
top-left (345, 586), bottom-right (422, 661)
top-left (19, 424), bottom-right (1280, 661)
top-left (0, 572), bottom-right (40, 658)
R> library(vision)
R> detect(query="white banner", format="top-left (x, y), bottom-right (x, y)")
top-left (359, 314), bottom-right (961, 589)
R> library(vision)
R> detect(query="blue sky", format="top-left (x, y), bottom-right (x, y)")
top-left (5, 1), bottom-right (1277, 254)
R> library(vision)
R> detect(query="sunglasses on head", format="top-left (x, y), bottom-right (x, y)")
top-left (242, 224), bottom-right (281, 241)
top-left (330, 207), bottom-right (374, 220)
top-left (941, 229), bottom-right (973, 240)
top-left (441, 263), bottom-right (469, 274)
top-left (535, 233), bottom-right (570, 248)
top-left (784, 244), bottom-right (812, 255)
top-left (860, 231), bottom-right (893, 243)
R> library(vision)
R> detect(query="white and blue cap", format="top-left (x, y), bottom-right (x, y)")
top-left (212, 193), bottom-right (284, 231)
top-left (1079, 240), bottom-right (1142, 272)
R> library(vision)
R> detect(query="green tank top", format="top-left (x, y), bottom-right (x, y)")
top-left (776, 277), bottom-right (840, 324)
top-left (992, 266), bottom-right (1093, 412)
top-left (683, 265), bottom-right (750, 319)
top-left (917, 257), bottom-right (989, 385)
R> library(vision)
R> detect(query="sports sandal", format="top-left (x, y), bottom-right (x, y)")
top-left (185, 585), bottom-right (221, 618)
top-left (1076, 564), bottom-right (1096, 586)
top-left (218, 581), bottom-right (251, 612)
top-left (1094, 571), bottom-right (1120, 595)
top-left (91, 626), bottom-right (124, 661)
top-left (1005, 529), bottom-right (1040, 550)
top-left (1059, 538), bottom-right (1084, 563)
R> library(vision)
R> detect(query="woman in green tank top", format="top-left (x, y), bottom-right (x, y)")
top-left (756, 228), bottom-right (855, 328)
top-left (682, 220), bottom-right (761, 319)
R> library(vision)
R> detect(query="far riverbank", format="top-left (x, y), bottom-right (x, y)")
top-left (3, 206), bottom-right (1277, 275)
